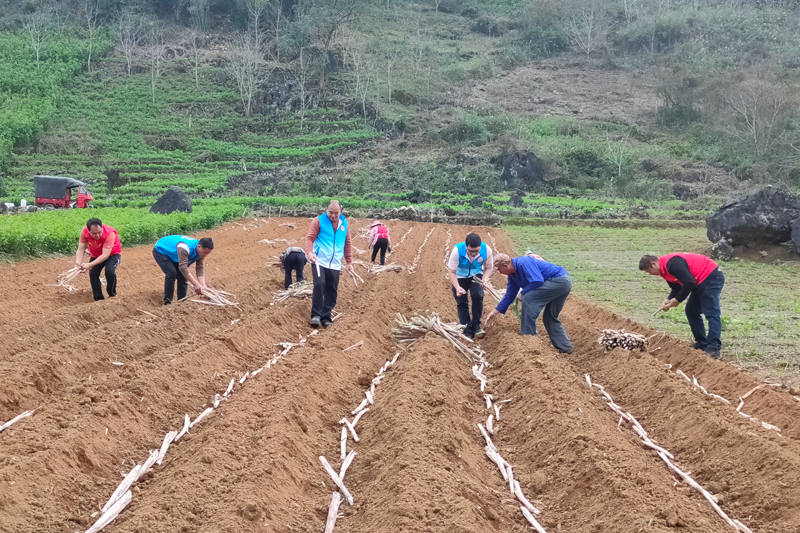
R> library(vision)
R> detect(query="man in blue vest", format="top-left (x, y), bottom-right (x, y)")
top-left (447, 233), bottom-right (494, 339)
top-left (153, 235), bottom-right (214, 306)
top-left (305, 200), bottom-right (354, 328)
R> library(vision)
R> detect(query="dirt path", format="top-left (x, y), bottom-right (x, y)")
top-left (1, 220), bottom-right (799, 533)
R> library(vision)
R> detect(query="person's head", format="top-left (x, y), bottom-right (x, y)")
top-left (464, 233), bottom-right (482, 257)
top-left (197, 237), bottom-right (214, 259)
top-left (326, 200), bottom-right (342, 223)
top-left (86, 218), bottom-right (103, 240)
top-left (371, 220), bottom-right (381, 228)
top-left (494, 253), bottom-right (513, 275)
top-left (639, 254), bottom-right (661, 276)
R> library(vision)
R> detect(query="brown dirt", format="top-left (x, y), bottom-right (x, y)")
top-left (1, 219), bottom-right (799, 533)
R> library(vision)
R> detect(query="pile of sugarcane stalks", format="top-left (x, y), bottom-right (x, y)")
top-left (393, 313), bottom-right (485, 364)
top-left (273, 281), bottom-right (313, 303)
top-left (585, 374), bottom-right (754, 533)
top-left (368, 262), bottom-right (403, 274)
top-left (50, 266), bottom-right (83, 292)
top-left (0, 410), bottom-right (34, 434)
top-left (192, 288), bottom-right (241, 309)
top-left (346, 268), bottom-right (365, 288)
top-left (474, 277), bottom-right (505, 302)
top-left (598, 329), bottom-right (647, 352)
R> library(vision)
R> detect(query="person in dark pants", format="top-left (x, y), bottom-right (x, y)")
top-left (484, 253), bottom-right (574, 353)
top-left (447, 233), bottom-right (494, 339)
top-left (75, 218), bottom-right (123, 301)
top-left (280, 246), bottom-right (307, 288)
top-left (152, 235), bottom-right (214, 305)
top-left (368, 220), bottom-right (391, 265)
top-left (305, 200), bottom-right (354, 328)
top-left (640, 253), bottom-right (725, 359)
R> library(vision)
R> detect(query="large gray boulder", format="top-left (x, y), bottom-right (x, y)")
top-left (150, 186), bottom-right (192, 214)
top-left (792, 218), bottom-right (800, 254)
top-left (706, 186), bottom-right (800, 245)
top-left (499, 151), bottom-right (546, 190)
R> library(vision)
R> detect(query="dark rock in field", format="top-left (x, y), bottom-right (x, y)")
top-left (0, 203), bottom-right (7, 215)
top-left (672, 182), bottom-right (697, 201)
top-left (386, 206), bottom-right (417, 220)
top-left (499, 151), bottom-right (546, 190)
top-left (507, 194), bottom-right (525, 208)
top-left (392, 90), bottom-right (417, 106)
top-left (792, 218), bottom-right (800, 255)
top-left (469, 196), bottom-right (485, 208)
top-left (628, 205), bottom-right (650, 219)
top-left (639, 158), bottom-right (659, 172)
top-left (406, 190), bottom-right (431, 204)
top-left (711, 238), bottom-right (734, 261)
top-left (443, 205), bottom-right (457, 217)
top-left (472, 15), bottom-right (508, 36)
top-left (193, 150), bottom-right (218, 163)
top-left (461, 6), bottom-right (480, 18)
top-left (150, 186), bottom-right (192, 215)
top-left (706, 186), bottom-right (800, 245)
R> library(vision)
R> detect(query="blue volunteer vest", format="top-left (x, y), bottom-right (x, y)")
top-left (313, 214), bottom-right (348, 271)
top-left (456, 242), bottom-right (487, 277)
top-left (155, 235), bottom-right (200, 265)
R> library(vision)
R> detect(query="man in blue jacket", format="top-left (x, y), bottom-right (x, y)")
top-left (305, 200), bottom-right (354, 328)
top-left (484, 253), bottom-right (573, 353)
top-left (153, 235), bottom-right (214, 306)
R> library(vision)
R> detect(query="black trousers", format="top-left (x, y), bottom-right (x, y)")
top-left (371, 238), bottom-right (389, 265)
top-left (153, 249), bottom-right (187, 305)
top-left (451, 274), bottom-right (484, 337)
top-left (311, 264), bottom-right (340, 321)
top-left (283, 251), bottom-right (307, 289)
top-left (89, 254), bottom-right (121, 301)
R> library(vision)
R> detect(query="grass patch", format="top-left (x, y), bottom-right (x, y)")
top-left (506, 225), bottom-right (800, 380)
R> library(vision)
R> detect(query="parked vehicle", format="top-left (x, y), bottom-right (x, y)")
top-left (33, 175), bottom-right (93, 209)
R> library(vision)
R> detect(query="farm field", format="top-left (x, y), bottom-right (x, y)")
top-left (1, 220), bottom-right (799, 533)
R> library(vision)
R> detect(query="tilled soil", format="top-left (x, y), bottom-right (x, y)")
top-left (1, 219), bottom-right (799, 533)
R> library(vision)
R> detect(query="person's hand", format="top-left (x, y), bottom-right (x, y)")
top-left (455, 286), bottom-right (466, 297)
top-left (661, 298), bottom-right (679, 311)
top-left (308, 251), bottom-right (318, 264)
top-left (80, 262), bottom-right (91, 271)
top-left (194, 283), bottom-right (204, 295)
top-left (484, 309), bottom-right (500, 328)
top-left (346, 264), bottom-right (355, 273)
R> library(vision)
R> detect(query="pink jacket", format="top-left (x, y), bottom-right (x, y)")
top-left (368, 225), bottom-right (391, 249)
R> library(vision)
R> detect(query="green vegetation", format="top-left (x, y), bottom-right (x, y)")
top-left (0, 202), bottom-right (243, 256)
top-left (507, 224), bottom-right (800, 378)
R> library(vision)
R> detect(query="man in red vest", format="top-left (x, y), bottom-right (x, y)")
top-left (639, 253), bottom-right (725, 359)
top-left (75, 218), bottom-right (122, 301)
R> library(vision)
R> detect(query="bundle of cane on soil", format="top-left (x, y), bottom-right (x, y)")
top-left (393, 313), bottom-right (485, 364)
top-left (598, 329), bottom-right (647, 352)
top-left (53, 266), bottom-right (83, 292)
top-left (195, 288), bottom-right (241, 309)
top-left (368, 262), bottom-right (403, 274)
top-left (473, 277), bottom-right (505, 302)
top-left (273, 281), bottom-right (313, 303)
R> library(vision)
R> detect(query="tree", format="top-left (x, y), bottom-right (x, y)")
top-left (230, 32), bottom-right (270, 116)
top-left (189, 32), bottom-right (203, 88)
top-left (103, 168), bottom-right (125, 195)
top-left (307, 0), bottom-right (359, 91)
top-left (146, 23), bottom-right (165, 104)
top-left (189, 0), bottom-right (211, 33)
top-left (245, 0), bottom-right (270, 49)
top-left (83, 0), bottom-right (100, 72)
top-left (290, 48), bottom-right (314, 129)
top-left (603, 129), bottom-right (632, 190)
top-left (351, 50), bottom-right (375, 121)
top-left (117, 10), bottom-right (142, 75)
top-left (267, 0), bottom-right (284, 62)
top-left (564, 3), bottom-right (606, 56)
top-left (23, 11), bottom-right (50, 69)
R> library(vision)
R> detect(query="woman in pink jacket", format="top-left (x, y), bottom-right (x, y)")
top-left (368, 220), bottom-right (391, 265)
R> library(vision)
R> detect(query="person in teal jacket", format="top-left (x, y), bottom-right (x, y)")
top-left (153, 235), bottom-right (214, 305)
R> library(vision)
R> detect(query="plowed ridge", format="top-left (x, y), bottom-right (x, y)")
top-left (0, 220), bottom-right (799, 533)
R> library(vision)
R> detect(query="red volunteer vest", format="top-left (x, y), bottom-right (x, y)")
top-left (82, 224), bottom-right (122, 258)
top-left (658, 253), bottom-right (717, 286)
top-left (375, 225), bottom-right (389, 239)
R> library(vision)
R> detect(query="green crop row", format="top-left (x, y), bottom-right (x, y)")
top-left (0, 204), bottom-right (243, 256)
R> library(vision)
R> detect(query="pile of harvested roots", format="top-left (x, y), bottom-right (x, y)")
top-left (368, 263), bottom-right (403, 274)
top-left (273, 281), bottom-right (313, 303)
top-left (598, 329), bottom-right (647, 352)
top-left (393, 313), bottom-right (485, 363)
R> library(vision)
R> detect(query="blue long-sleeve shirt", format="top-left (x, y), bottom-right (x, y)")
top-left (496, 256), bottom-right (568, 314)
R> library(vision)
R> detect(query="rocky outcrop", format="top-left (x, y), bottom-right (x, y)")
top-left (150, 186), bottom-right (192, 214)
top-left (706, 186), bottom-right (800, 246)
top-left (792, 218), bottom-right (800, 255)
top-left (507, 194), bottom-right (525, 208)
top-left (499, 151), bottom-right (546, 190)
top-left (710, 238), bottom-right (734, 261)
